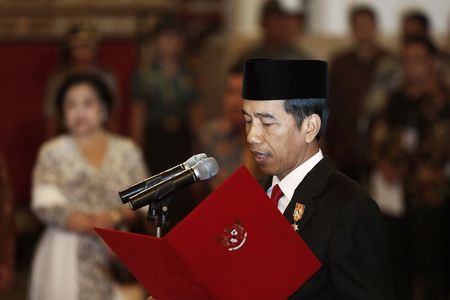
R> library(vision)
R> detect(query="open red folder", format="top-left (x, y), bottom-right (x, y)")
top-left (96, 166), bottom-right (321, 299)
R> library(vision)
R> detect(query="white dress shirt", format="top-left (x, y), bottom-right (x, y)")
top-left (267, 149), bottom-right (324, 214)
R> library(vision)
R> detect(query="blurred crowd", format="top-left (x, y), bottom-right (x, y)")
top-left (327, 7), bottom-right (450, 300)
top-left (1, 1), bottom-right (449, 299)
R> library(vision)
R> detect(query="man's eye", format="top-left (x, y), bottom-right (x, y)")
top-left (262, 123), bottom-right (273, 127)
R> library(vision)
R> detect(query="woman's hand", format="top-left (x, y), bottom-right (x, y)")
top-left (92, 211), bottom-right (119, 229)
top-left (65, 211), bottom-right (94, 234)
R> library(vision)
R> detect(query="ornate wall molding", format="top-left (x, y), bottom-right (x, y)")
top-left (0, 0), bottom-right (179, 40)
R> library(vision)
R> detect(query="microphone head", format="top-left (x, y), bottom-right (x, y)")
top-left (184, 153), bottom-right (208, 168)
top-left (193, 157), bottom-right (219, 180)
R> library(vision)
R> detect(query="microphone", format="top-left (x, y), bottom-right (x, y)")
top-left (128, 157), bottom-right (219, 210)
top-left (118, 153), bottom-right (208, 204)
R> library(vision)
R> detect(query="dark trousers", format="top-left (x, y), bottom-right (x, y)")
top-left (410, 207), bottom-right (448, 300)
top-left (384, 215), bottom-right (414, 300)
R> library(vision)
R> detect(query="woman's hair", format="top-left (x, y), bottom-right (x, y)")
top-left (55, 73), bottom-right (114, 116)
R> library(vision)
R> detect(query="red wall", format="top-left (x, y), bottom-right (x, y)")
top-left (0, 40), bottom-right (137, 204)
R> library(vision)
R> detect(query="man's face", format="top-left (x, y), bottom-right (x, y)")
top-left (224, 73), bottom-right (245, 127)
top-left (70, 44), bottom-right (97, 66)
top-left (242, 100), bottom-right (308, 179)
top-left (402, 43), bottom-right (435, 85)
top-left (351, 13), bottom-right (376, 45)
top-left (263, 13), bottom-right (300, 46)
top-left (156, 30), bottom-right (184, 57)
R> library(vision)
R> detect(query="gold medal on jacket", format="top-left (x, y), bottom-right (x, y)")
top-left (292, 202), bottom-right (305, 231)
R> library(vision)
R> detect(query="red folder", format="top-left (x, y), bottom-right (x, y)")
top-left (96, 166), bottom-right (321, 299)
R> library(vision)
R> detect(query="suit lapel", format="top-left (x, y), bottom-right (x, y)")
top-left (283, 158), bottom-right (335, 232)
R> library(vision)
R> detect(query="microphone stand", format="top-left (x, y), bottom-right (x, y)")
top-left (147, 198), bottom-right (171, 238)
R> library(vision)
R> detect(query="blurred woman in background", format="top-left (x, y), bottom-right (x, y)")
top-left (29, 74), bottom-right (147, 300)
top-left (44, 24), bottom-right (119, 137)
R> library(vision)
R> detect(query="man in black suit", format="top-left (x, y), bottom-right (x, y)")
top-left (241, 59), bottom-right (393, 299)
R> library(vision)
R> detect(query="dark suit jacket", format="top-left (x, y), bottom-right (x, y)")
top-left (267, 157), bottom-right (393, 299)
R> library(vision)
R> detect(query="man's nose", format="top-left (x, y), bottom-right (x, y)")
top-left (246, 123), bottom-right (262, 145)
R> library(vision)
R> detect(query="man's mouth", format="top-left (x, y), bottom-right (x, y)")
top-left (252, 150), bottom-right (270, 163)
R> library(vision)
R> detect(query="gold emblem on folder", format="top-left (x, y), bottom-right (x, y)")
top-left (292, 203), bottom-right (305, 231)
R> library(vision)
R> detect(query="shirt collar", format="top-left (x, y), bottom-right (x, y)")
top-left (271, 149), bottom-right (324, 201)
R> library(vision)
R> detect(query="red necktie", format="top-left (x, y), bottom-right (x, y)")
top-left (270, 184), bottom-right (284, 207)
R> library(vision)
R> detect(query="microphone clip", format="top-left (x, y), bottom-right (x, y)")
top-left (147, 199), bottom-right (171, 237)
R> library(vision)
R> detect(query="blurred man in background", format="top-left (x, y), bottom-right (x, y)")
top-left (362, 10), bottom-right (444, 119)
top-left (198, 62), bottom-right (260, 189)
top-left (401, 10), bottom-right (432, 41)
top-left (130, 16), bottom-right (199, 175)
top-left (327, 5), bottom-right (390, 181)
top-left (130, 16), bottom-right (202, 227)
top-left (245, 0), bottom-right (310, 60)
top-left (44, 24), bottom-right (119, 137)
top-left (369, 36), bottom-right (450, 300)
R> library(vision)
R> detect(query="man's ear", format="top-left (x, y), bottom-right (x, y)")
top-left (304, 114), bottom-right (321, 143)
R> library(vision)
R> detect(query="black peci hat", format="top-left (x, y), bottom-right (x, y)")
top-left (242, 59), bottom-right (328, 100)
